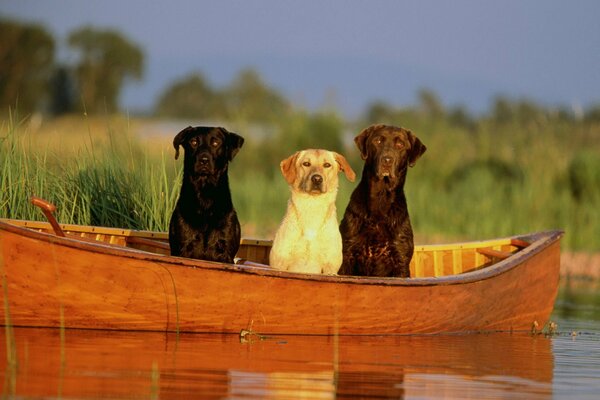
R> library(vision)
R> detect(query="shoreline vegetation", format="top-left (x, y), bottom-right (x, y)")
top-left (1, 105), bottom-right (600, 259)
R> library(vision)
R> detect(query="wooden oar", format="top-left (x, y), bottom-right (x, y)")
top-left (30, 196), bottom-right (65, 237)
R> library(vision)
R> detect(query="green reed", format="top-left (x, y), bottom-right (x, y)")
top-left (0, 114), bottom-right (183, 232)
top-left (1, 246), bottom-right (17, 397)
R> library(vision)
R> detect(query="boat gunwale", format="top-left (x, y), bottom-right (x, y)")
top-left (0, 219), bottom-right (563, 287)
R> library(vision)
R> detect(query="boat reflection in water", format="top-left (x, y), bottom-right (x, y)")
top-left (1, 327), bottom-right (553, 398)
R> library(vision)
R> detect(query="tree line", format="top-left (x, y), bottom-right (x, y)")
top-left (2, 16), bottom-right (600, 126)
top-left (1, 18), bottom-right (143, 115)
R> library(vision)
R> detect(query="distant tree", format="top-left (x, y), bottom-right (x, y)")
top-left (0, 18), bottom-right (55, 113)
top-left (490, 96), bottom-right (514, 125)
top-left (155, 72), bottom-right (221, 119)
top-left (271, 110), bottom-right (344, 159)
top-left (223, 68), bottom-right (290, 122)
top-left (364, 100), bottom-right (395, 124)
top-left (49, 65), bottom-right (76, 115)
top-left (417, 88), bottom-right (445, 119)
top-left (515, 99), bottom-right (545, 126)
top-left (448, 105), bottom-right (477, 132)
top-left (68, 26), bottom-right (144, 113)
top-left (584, 104), bottom-right (600, 123)
top-left (490, 96), bottom-right (549, 128)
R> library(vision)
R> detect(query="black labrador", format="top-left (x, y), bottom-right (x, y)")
top-left (169, 126), bottom-right (244, 263)
top-left (338, 124), bottom-right (426, 277)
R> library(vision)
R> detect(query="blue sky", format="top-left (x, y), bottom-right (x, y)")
top-left (2, 0), bottom-right (600, 116)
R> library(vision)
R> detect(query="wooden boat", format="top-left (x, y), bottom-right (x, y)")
top-left (0, 200), bottom-right (563, 335)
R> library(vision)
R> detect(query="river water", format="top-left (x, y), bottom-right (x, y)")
top-left (1, 282), bottom-right (599, 399)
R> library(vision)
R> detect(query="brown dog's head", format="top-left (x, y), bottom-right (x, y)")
top-left (354, 124), bottom-right (426, 184)
top-left (173, 126), bottom-right (244, 185)
top-left (280, 149), bottom-right (356, 195)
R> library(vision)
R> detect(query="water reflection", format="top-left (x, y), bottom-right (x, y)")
top-left (555, 278), bottom-right (600, 322)
top-left (1, 327), bottom-right (553, 399)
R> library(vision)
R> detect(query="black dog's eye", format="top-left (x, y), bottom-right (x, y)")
top-left (190, 138), bottom-right (198, 148)
top-left (323, 162), bottom-right (332, 168)
top-left (210, 138), bottom-right (220, 147)
top-left (302, 161), bottom-right (311, 167)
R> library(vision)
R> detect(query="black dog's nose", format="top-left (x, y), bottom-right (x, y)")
top-left (311, 175), bottom-right (323, 185)
top-left (199, 155), bottom-right (210, 165)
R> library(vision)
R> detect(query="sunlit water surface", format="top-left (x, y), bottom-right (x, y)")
top-left (1, 283), bottom-right (599, 399)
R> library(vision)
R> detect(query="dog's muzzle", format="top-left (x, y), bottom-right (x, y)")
top-left (377, 154), bottom-right (397, 179)
top-left (195, 152), bottom-right (214, 175)
top-left (308, 174), bottom-right (325, 193)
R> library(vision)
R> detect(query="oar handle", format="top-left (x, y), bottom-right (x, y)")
top-left (31, 196), bottom-right (65, 237)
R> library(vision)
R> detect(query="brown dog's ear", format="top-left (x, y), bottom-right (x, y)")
top-left (173, 126), bottom-right (195, 160)
top-left (333, 152), bottom-right (356, 182)
top-left (354, 127), bottom-right (371, 160)
top-left (280, 151), bottom-right (300, 185)
top-left (223, 128), bottom-right (245, 161)
top-left (407, 130), bottom-right (427, 167)
top-left (354, 124), bottom-right (385, 160)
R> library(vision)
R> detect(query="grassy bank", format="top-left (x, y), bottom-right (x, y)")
top-left (1, 111), bottom-right (600, 250)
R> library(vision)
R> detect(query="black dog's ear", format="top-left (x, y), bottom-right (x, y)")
top-left (354, 124), bottom-right (385, 160)
top-left (173, 126), bottom-right (194, 160)
top-left (407, 130), bottom-right (427, 167)
top-left (223, 129), bottom-right (244, 161)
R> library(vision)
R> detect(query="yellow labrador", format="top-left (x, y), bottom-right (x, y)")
top-left (270, 149), bottom-right (356, 274)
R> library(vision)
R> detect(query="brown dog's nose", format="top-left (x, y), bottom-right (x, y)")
top-left (311, 175), bottom-right (323, 185)
top-left (382, 156), bottom-right (393, 165)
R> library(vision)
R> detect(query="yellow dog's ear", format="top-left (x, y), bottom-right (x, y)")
top-left (333, 152), bottom-right (356, 182)
top-left (280, 151), bottom-right (300, 185)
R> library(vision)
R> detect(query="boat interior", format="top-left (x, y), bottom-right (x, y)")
top-left (3, 218), bottom-right (530, 279)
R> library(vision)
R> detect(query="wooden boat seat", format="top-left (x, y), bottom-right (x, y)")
top-left (126, 236), bottom-right (171, 252)
top-left (236, 259), bottom-right (272, 269)
top-left (477, 248), bottom-right (513, 260)
top-left (476, 239), bottom-right (530, 261)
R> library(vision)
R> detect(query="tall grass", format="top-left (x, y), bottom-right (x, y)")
top-left (403, 119), bottom-right (600, 250)
top-left (0, 113), bottom-right (182, 232)
top-left (1, 112), bottom-right (600, 250)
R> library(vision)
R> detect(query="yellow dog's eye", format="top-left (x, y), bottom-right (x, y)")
top-left (323, 162), bottom-right (332, 168)
top-left (302, 161), bottom-right (311, 167)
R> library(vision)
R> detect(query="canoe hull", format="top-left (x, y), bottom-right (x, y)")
top-left (0, 221), bottom-right (562, 335)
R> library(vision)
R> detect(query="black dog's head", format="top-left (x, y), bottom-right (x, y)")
top-left (173, 126), bottom-right (244, 185)
top-left (354, 124), bottom-right (426, 185)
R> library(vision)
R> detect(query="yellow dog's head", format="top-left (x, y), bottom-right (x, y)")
top-left (280, 149), bottom-right (356, 195)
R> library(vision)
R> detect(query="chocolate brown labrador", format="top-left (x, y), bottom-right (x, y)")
top-left (338, 124), bottom-right (426, 277)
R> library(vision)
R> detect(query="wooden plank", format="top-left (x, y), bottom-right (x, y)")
top-left (511, 239), bottom-right (530, 248)
top-left (414, 252), bottom-right (425, 278)
top-left (478, 248), bottom-right (513, 260)
top-left (452, 249), bottom-right (463, 274)
top-left (127, 236), bottom-right (170, 252)
top-left (433, 251), bottom-right (444, 277)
